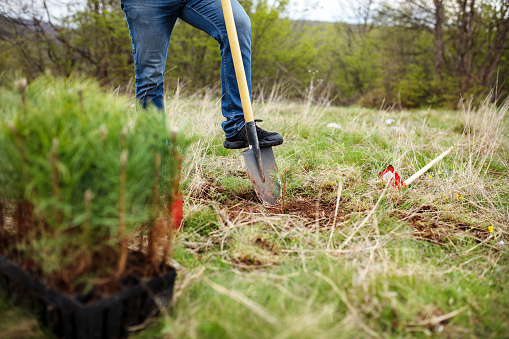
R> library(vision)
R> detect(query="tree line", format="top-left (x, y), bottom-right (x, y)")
top-left (1, 0), bottom-right (508, 108)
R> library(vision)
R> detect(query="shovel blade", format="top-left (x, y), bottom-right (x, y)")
top-left (242, 146), bottom-right (281, 205)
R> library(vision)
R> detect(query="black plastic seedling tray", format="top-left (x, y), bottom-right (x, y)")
top-left (0, 256), bottom-right (176, 339)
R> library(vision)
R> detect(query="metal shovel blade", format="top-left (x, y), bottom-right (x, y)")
top-left (242, 146), bottom-right (281, 205)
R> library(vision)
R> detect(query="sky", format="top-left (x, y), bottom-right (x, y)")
top-left (287, 0), bottom-right (346, 22)
top-left (43, 0), bottom-right (346, 23)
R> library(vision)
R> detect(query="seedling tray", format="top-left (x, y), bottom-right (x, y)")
top-left (0, 256), bottom-right (176, 339)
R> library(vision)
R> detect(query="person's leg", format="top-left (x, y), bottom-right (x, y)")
top-left (121, 0), bottom-right (182, 111)
top-left (180, 0), bottom-right (283, 149)
top-left (180, 0), bottom-right (249, 138)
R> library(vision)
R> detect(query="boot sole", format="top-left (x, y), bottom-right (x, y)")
top-left (223, 139), bottom-right (283, 150)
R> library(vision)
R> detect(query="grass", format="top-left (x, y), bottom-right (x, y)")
top-left (1, 87), bottom-right (508, 338)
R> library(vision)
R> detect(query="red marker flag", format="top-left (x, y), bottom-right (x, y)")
top-left (378, 165), bottom-right (406, 188)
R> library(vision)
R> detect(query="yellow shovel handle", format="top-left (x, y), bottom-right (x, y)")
top-left (220, 0), bottom-right (254, 123)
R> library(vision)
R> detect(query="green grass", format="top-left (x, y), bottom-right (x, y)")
top-left (1, 89), bottom-right (508, 338)
top-left (139, 240), bottom-right (508, 338)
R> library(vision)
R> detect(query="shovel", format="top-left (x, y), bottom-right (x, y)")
top-left (220, 0), bottom-right (280, 205)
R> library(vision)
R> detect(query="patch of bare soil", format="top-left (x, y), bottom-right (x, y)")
top-left (229, 189), bottom-right (260, 203)
top-left (194, 180), bottom-right (355, 226)
top-left (397, 205), bottom-right (490, 243)
top-left (194, 182), bottom-right (227, 200)
top-left (223, 197), bottom-right (352, 227)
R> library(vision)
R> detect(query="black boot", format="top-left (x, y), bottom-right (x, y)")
top-left (223, 120), bottom-right (284, 149)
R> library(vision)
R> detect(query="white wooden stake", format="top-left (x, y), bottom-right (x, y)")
top-left (403, 146), bottom-right (454, 186)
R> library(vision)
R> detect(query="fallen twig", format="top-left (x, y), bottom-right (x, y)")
top-left (328, 180), bottom-right (343, 249)
top-left (413, 305), bottom-right (469, 326)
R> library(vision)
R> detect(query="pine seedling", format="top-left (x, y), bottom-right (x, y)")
top-left (0, 75), bottom-right (189, 293)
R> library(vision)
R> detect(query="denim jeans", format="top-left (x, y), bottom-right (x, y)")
top-left (121, 0), bottom-right (251, 138)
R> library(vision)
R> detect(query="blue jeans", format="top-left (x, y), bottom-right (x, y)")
top-left (121, 0), bottom-right (251, 138)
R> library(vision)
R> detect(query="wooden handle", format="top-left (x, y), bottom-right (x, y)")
top-left (403, 146), bottom-right (453, 186)
top-left (220, 0), bottom-right (254, 123)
